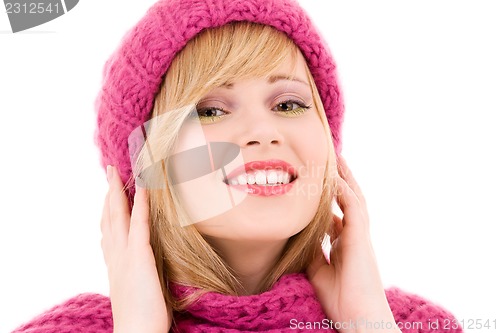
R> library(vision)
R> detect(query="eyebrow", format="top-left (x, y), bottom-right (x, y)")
top-left (219, 74), bottom-right (309, 88)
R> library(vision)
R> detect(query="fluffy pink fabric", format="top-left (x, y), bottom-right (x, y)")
top-left (12, 273), bottom-right (462, 333)
top-left (94, 0), bottom-right (345, 204)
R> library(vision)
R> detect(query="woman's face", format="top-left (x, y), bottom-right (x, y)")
top-left (170, 52), bottom-right (329, 241)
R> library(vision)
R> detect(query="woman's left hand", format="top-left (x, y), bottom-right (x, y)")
top-left (306, 155), bottom-right (401, 333)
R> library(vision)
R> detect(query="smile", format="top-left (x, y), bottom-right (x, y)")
top-left (223, 159), bottom-right (297, 196)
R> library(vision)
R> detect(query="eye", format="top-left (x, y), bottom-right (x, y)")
top-left (273, 99), bottom-right (312, 117)
top-left (194, 107), bottom-right (229, 124)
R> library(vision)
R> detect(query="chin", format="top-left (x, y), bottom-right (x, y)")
top-left (192, 185), bottom-right (321, 240)
top-left (195, 210), bottom-right (310, 242)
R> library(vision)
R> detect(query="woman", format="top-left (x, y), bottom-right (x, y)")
top-left (12, 0), bottom-right (463, 332)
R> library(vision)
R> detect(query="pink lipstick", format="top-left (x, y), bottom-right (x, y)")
top-left (224, 159), bottom-right (297, 196)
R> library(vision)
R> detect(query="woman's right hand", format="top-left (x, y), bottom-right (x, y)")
top-left (101, 165), bottom-right (171, 333)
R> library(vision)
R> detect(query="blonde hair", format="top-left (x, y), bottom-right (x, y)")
top-left (133, 21), bottom-right (338, 312)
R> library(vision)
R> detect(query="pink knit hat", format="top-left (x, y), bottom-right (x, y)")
top-left (94, 0), bottom-right (344, 203)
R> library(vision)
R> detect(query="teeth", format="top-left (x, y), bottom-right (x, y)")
top-left (283, 173), bottom-right (290, 184)
top-left (267, 171), bottom-right (278, 184)
top-left (277, 172), bottom-right (283, 184)
top-left (226, 169), bottom-right (294, 186)
top-left (237, 174), bottom-right (247, 185)
top-left (255, 171), bottom-right (267, 185)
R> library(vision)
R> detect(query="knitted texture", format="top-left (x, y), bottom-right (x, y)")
top-left (11, 293), bottom-right (112, 333)
top-left (169, 273), bottom-right (327, 332)
top-left (12, 273), bottom-right (463, 333)
top-left (94, 0), bottom-right (344, 203)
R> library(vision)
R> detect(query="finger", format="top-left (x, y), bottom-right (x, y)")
top-left (107, 165), bottom-right (131, 244)
top-left (334, 176), bottom-right (365, 224)
top-left (100, 189), bottom-right (111, 237)
top-left (128, 185), bottom-right (151, 247)
top-left (336, 155), bottom-right (366, 205)
top-left (100, 189), bottom-right (112, 264)
top-left (336, 176), bottom-right (372, 236)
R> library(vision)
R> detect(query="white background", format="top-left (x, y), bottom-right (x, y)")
top-left (1, 1), bottom-right (499, 332)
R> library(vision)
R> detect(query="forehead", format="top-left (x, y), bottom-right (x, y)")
top-left (219, 51), bottom-right (310, 88)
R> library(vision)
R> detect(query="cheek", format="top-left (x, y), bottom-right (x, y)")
top-left (294, 115), bottom-right (329, 167)
top-left (173, 122), bottom-right (208, 154)
top-left (288, 115), bottom-right (329, 204)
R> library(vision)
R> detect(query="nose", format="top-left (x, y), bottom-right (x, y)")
top-left (238, 108), bottom-right (285, 148)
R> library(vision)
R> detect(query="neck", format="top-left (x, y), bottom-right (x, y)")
top-left (204, 237), bottom-right (288, 295)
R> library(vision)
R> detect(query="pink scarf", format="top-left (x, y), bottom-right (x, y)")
top-left (12, 273), bottom-right (463, 333)
top-left (170, 273), bottom-right (330, 332)
top-left (169, 272), bottom-right (463, 332)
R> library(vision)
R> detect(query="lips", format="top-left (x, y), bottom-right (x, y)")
top-left (223, 159), bottom-right (297, 196)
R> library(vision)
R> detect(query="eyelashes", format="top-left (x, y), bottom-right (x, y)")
top-left (273, 100), bottom-right (312, 117)
top-left (195, 106), bottom-right (230, 123)
top-left (195, 99), bottom-right (312, 124)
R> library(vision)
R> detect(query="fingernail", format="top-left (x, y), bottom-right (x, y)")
top-left (106, 165), bottom-right (113, 183)
top-left (321, 233), bottom-right (332, 265)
